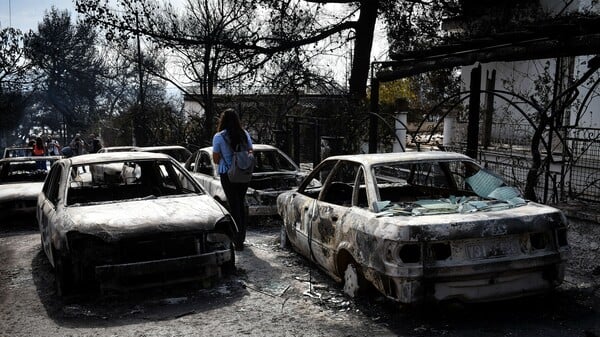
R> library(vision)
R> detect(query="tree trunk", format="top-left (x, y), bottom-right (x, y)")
top-left (524, 115), bottom-right (547, 202)
top-left (348, 0), bottom-right (379, 101)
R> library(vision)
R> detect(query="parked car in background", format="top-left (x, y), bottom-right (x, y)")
top-left (37, 152), bottom-right (237, 295)
top-left (185, 144), bottom-right (310, 220)
top-left (278, 151), bottom-right (570, 304)
top-left (0, 156), bottom-right (60, 221)
top-left (2, 146), bottom-right (33, 158)
top-left (135, 145), bottom-right (192, 164)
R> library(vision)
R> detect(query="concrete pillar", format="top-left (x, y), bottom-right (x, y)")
top-left (394, 112), bottom-right (408, 152)
top-left (443, 113), bottom-right (456, 147)
top-left (393, 98), bottom-right (409, 152)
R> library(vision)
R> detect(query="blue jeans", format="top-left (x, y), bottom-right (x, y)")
top-left (220, 173), bottom-right (249, 247)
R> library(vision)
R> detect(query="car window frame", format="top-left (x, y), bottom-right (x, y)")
top-left (185, 151), bottom-right (199, 172)
top-left (44, 164), bottom-right (63, 206)
top-left (317, 160), bottom-right (363, 206)
top-left (198, 151), bottom-right (214, 176)
top-left (297, 159), bottom-right (337, 195)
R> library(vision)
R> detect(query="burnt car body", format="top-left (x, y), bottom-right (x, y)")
top-left (0, 156), bottom-right (60, 220)
top-left (135, 145), bottom-right (192, 164)
top-left (37, 152), bottom-right (237, 295)
top-left (185, 144), bottom-right (307, 218)
top-left (3, 146), bottom-right (33, 158)
top-left (278, 151), bottom-right (570, 304)
top-left (97, 146), bottom-right (137, 153)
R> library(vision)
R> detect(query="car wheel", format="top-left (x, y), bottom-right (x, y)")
top-left (53, 253), bottom-right (73, 297)
top-left (222, 242), bottom-right (236, 274)
top-left (280, 224), bottom-right (290, 249)
top-left (343, 263), bottom-right (362, 298)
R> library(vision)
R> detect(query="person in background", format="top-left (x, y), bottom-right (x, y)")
top-left (212, 108), bottom-right (253, 251)
top-left (61, 146), bottom-right (74, 158)
top-left (25, 135), bottom-right (36, 156)
top-left (32, 137), bottom-right (45, 156)
top-left (45, 136), bottom-right (61, 156)
top-left (87, 133), bottom-right (103, 153)
top-left (32, 137), bottom-right (46, 170)
top-left (69, 133), bottom-right (86, 156)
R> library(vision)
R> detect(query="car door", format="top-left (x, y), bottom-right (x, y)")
top-left (308, 160), bottom-right (364, 272)
top-left (286, 160), bottom-right (336, 259)
top-left (38, 164), bottom-right (62, 265)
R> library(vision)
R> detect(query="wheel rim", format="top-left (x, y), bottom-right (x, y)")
top-left (343, 264), bottom-right (359, 298)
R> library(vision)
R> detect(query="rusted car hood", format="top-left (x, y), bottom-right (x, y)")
top-left (0, 182), bottom-right (44, 201)
top-left (63, 195), bottom-right (228, 240)
top-left (369, 202), bottom-right (565, 241)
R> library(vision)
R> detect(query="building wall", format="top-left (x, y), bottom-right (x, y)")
top-left (455, 0), bottom-right (600, 147)
top-left (459, 54), bottom-right (600, 146)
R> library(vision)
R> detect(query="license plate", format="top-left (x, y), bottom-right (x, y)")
top-left (465, 238), bottom-right (518, 259)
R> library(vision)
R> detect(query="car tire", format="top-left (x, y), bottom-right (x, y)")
top-left (343, 262), bottom-right (363, 298)
top-left (53, 252), bottom-right (73, 297)
top-left (222, 242), bottom-right (236, 274)
top-left (280, 224), bottom-right (290, 249)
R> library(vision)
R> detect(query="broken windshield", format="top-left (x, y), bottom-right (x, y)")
top-left (372, 159), bottom-right (526, 216)
top-left (66, 159), bottom-right (203, 205)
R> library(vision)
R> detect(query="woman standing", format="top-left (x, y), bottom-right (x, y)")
top-left (212, 109), bottom-right (253, 251)
top-left (32, 137), bottom-right (46, 170)
top-left (32, 137), bottom-right (45, 156)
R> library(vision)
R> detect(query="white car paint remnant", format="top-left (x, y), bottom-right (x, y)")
top-left (38, 152), bottom-right (237, 296)
top-left (278, 151), bottom-right (570, 304)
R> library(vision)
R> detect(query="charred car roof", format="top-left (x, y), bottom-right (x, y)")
top-left (324, 151), bottom-right (473, 166)
top-left (65, 151), bottom-right (174, 165)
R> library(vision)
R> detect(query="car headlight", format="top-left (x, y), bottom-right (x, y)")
top-left (206, 232), bottom-right (230, 244)
top-left (385, 240), bottom-right (422, 264)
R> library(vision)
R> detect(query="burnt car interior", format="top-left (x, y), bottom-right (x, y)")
top-left (253, 150), bottom-right (297, 173)
top-left (196, 152), bottom-right (213, 175)
top-left (299, 159), bottom-right (526, 214)
top-left (3, 147), bottom-right (33, 158)
top-left (0, 160), bottom-right (48, 183)
top-left (67, 160), bottom-right (201, 205)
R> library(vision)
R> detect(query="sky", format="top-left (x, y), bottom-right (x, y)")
top-left (0, 0), bottom-right (76, 32)
top-left (1, 0), bottom-right (389, 89)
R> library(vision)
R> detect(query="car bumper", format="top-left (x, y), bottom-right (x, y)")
top-left (380, 250), bottom-right (569, 303)
top-left (95, 247), bottom-right (233, 290)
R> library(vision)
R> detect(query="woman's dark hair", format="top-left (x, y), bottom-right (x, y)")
top-left (217, 108), bottom-right (246, 148)
top-left (35, 137), bottom-right (44, 149)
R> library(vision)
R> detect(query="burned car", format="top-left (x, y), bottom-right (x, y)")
top-left (0, 156), bottom-right (59, 220)
top-left (278, 151), bottom-right (570, 304)
top-left (37, 152), bottom-right (237, 295)
top-left (185, 144), bottom-right (308, 219)
top-left (2, 146), bottom-right (33, 158)
top-left (135, 145), bottom-right (192, 164)
top-left (97, 146), bottom-right (136, 153)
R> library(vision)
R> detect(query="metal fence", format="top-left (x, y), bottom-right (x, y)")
top-left (445, 126), bottom-right (600, 203)
top-left (565, 127), bottom-right (600, 202)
